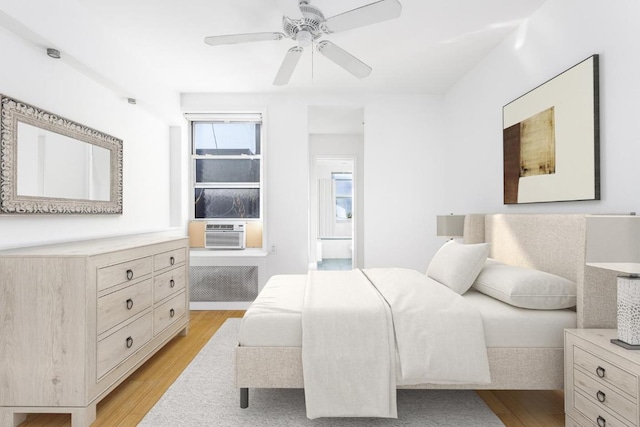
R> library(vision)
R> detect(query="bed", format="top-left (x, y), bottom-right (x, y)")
top-left (234, 213), bottom-right (619, 415)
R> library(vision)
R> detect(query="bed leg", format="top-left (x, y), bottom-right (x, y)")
top-left (240, 388), bottom-right (249, 409)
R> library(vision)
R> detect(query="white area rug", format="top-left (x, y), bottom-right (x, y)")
top-left (139, 319), bottom-right (505, 426)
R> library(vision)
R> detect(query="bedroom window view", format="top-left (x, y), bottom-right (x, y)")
top-left (190, 116), bottom-right (262, 219)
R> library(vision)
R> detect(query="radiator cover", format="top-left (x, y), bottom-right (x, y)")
top-left (190, 265), bottom-right (258, 302)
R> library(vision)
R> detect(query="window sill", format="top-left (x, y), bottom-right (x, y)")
top-left (190, 248), bottom-right (268, 258)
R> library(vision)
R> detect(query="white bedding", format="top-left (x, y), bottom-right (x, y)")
top-left (238, 274), bottom-right (306, 347)
top-left (254, 269), bottom-right (491, 418)
top-left (363, 268), bottom-right (490, 386)
top-left (238, 274), bottom-right (577, 349)
top-left (302, 269), bottom-right (397, 419)
top-left (463, 289), bottom-right (577, 348)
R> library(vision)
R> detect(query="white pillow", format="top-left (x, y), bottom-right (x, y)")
top-left (472, 259), bottom-right (577, 310)
top-left (426, 241), bottom-right (490, 294)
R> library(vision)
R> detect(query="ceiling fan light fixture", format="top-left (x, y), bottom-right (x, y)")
top-left (296, 29), bottom-right (313, 47)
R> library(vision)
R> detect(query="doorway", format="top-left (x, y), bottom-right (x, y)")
top-left (313, 158), bottom-right (355, 270)
top-left (308, 106), bottom-right (364, 270)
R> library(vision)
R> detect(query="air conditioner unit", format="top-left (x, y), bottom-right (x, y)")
top-left (204, 222), bottom-right (246, 249)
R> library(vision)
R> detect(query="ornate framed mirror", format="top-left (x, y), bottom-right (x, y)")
top-left (0, 95), bottom-right (123, 214)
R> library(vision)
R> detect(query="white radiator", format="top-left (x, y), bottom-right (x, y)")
top-left (190, 265), bottom-right (258, 302)
top-left (189, 252), bottom-right (267, 310)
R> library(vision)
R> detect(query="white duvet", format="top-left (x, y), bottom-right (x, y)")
top-left (301, 268), bottom-right (491, 419)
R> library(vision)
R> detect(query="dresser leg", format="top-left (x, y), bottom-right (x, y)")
top-left (0, 410), bottom-right (26, 427)
top-left (70, 404), bottom-right (96, 427)
top-left (179, 324), bottom-right (189, 336)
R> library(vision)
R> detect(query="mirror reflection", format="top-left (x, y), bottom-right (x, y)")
top-left (16, 121), bottom-right (111, 201)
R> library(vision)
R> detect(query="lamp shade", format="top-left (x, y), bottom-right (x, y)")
top-left (437, 215), bottom-right (465, 238)
top-left (586, 215), bottom-right (640, 275)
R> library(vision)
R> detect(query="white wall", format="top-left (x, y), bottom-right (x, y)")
top-left (183, 92), bottom-right (446, 276)
top-left (0, 26), bottom-right (175, 249)
top-left (443, 0), bottom-right (640, 215)
top-left (364, 95), bottom-right (447, 272)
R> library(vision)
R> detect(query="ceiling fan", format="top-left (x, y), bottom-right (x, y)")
top-left (204, 0), bottom-right (402, 85)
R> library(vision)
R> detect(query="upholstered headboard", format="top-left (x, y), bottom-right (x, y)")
top-left (463, 214), bottom-right (618, 329)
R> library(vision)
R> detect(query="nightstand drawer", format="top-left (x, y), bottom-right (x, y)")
top-left (574, 368), bottom-right (637, 424)
top-left (575, 345), bottom-right (638, 399)
top-left (574, 389), bottom-right (629, 427)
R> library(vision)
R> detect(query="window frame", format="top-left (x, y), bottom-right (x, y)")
top-left (187, 112), bottom-right (264, 221)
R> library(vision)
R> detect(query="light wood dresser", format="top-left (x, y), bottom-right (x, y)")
top-left (0, 234), bottom-right (190, 427)
top-left (565, 329), bottom-right (640, 427)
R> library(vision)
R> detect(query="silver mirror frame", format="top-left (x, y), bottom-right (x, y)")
top-left (0, 95), bottom-right (123, 214)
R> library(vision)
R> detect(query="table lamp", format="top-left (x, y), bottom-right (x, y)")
top-left (586, 214), bottom-right (640, 349)
top-left (437, 214), bottom-right (465, 240)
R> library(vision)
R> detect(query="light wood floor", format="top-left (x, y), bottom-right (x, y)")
top-left (19, 310), bottom-right (565, 427)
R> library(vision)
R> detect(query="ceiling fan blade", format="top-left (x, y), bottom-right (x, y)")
top-left (275, 0), bottom-right (303, 19)
top-left (316, 41), bottom-right (372, 79)
top-left (324, 0), bottom-right (402, 33)
top-left (273, 47), bottom-right (304, 86)
top-left (204, 32), bottom-right (285, 46)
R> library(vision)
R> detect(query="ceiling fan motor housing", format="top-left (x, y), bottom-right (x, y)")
top-left (283, 1), bottom-right (326, 44)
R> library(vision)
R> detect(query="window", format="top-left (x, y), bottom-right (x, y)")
top-left (332, 172), bottom-right (352, 220)
top-left (188, 114), bottom-right (263, 220)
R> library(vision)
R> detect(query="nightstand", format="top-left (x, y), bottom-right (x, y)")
top-left (565, 329), bottom-right (640, 427)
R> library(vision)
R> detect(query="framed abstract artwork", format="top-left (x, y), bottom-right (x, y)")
top-left (503, 55), bottom-right (600, 204)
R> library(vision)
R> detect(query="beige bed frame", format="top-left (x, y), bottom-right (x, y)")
top-left (235, 214), bottom-right (618, 406)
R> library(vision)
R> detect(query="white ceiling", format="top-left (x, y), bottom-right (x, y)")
top-left (77, 0), bottom-right (549, 95)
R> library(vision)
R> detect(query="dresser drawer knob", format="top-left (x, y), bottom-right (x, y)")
top-left (597, 415), bottom-right (606, 427)
top-left (126, 298), bottom-right (134, 310)
top-left (596, 366), bottom-right (606, 378)
top-left (170, 256), bottom-right (175, 265)
top-left (126, 336), bottom-right (134, 349)
top-left (170, 308), bottom-right (175, 318)
top-left (170, 279), bottom-right (175, 288)
top-left (126, 269), bottom-right (134, 280)
top-left (596, 390), bottom-right (606, 402)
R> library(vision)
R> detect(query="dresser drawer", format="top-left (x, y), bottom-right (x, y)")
top-left (575, 345), bottom-right (638, 399)
top-left (574, 368), bottom-right (637, 424)
top-left (97, 312), bottom-right (152, 379)
top-left (97, 256), bottom-right (153, 292)
top-left (154, 266), bottom-right (186, 303)
top-left (575, 389), bottom-right (629, 427)
top-left (154, 248), bottom-right (186, 271)
top-left (97, 279), bottom-right (153, 335)
top-left (154, 291), bottom-right (186, 335)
